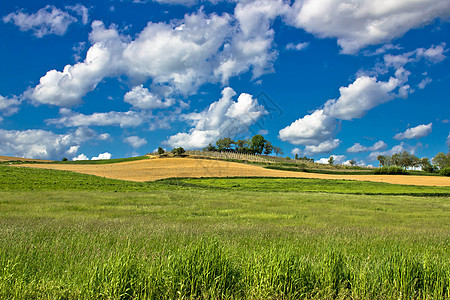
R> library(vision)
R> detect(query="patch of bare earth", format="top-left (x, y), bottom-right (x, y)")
top-left (17, 157), bottom-right (450, 187)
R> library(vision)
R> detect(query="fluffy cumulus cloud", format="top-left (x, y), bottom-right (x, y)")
top-left (91, 152), bottom-right (112, 160)
top-left (166, 87), bottom-right (267, 149)
top-left (73, 152), bottom-right (112, 161)
top-left (27, 4), bottom-right (287, 107)
top-left (214, 0), bottom-right (288, 81)
top-left (279, 109), bottom-right (338, 145)
top-left (123, 136), bottom-right (147, 148)
top-left (46, 109), bottom-right (146, 128)
top-left (124, 85), bottom-right (174, 110)
top-left (347, 141), bottom-right (387, 153)
top-left (279, 43), bottom-right (444, 150)
top-left (73, 153), bottom-right (88, 161)
top-left (415, 43), bottom-right (447, 63)
top-left (287, 0), bottom-right (450, 54)
top-left (0, 95), bottom-right (21, 117)
top-left (323, 76), bottom-right (400, 120)
top-left (303, 139), bottom-right (341, 155)
top-left (28, 21), bottom-right (125, 107)
top-left (394, 123), bottom-right (433, 140)
top-left (3, 5), bottom-right (88, 37)
top-left (0, 127), bottom-right (98, 159)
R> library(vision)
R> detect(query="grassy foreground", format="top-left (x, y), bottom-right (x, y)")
top-left (0, 166), bottom-right (449, 299)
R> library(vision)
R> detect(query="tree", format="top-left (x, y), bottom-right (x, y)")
top-left (420, 157), bottom-right (434, 173)
top-left (391, 153), bottom-right (401, 167)
top-left (377, 155), bottom-right (387, 166)
top-left (349, 159), bottom-right (357, 166)
top-left (216, 137), bottom-right (234, 152)
top-left (158, 147), bottom-right (165, 155)
top-left (172, 147), bottom-right (185, 156)
top-left (62, 157), bottom-right (68, 161)
top-left (235, 139), bottom-right (250, 153)
top-left (263, 141), bottom-right (273, 155)
top-left (203, 143), bottom-right (217, 152)
top-left (273, 146), bottom-right (283, 157)
top-left (328, 156), bottom-right (334, 165)
top-left (432, 152), bottom-right (450, 169)
top-left (399, 151), bottom-right (414, 169)
top-left (295, 154), bottom-right (299, 160)
top-left (250, 135), bottom-right (266, 154)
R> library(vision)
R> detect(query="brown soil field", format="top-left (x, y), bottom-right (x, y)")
top-left (0, 155), bottom-right (51, 162)
top-left (19, 157), bottom-right (450, 187)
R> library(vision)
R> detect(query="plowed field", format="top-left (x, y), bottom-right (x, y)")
top-left (19, 157), bottom-right (450, 187)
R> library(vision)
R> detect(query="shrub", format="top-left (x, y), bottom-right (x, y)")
top-left (374, 166), bottom-right (409, 175)
top-left (439, 167), bottom-right (450, 176)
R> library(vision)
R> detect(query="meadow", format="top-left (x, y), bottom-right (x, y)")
top-left (0, 165), bottom-right (449, 299)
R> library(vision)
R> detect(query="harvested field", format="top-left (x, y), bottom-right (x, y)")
top-left (19, 157), bottom-right (450, 187)
top-left (0, 155), bottom-right (51, 162)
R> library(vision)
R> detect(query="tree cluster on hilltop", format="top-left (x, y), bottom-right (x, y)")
top-left (203, 135), bottom-right (284, 156)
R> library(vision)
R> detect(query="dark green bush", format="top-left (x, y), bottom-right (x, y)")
top-left (374, 166), bottom-right (409, 175)
top-left (439, 167), bottom-right (450, 176)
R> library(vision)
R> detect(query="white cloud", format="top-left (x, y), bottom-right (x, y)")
top-left (394, 123), bottom-right (432, 140)
top-left (0, 95), bottom-right (21, 116)
top-left (166, 87), bottom-right (267, 149)
top-left (214, 0), bottom-right (288, 82)
top-left (0, 127), bottom-right (97, 159)
top-left (286, 42), bottom-right (309, 51)
top-left (66, 4), bottom-right (89, 25)
top-left (287, 0), bottom-right (450, 54)
top-left (3, 5), bottom-right (88, 37)
top-left (124, 85), bottom-right (174, 110)
top-left (66, 145), bottom-right (79, 155)
top-left (46, 110), bottom-right (146, 128)
top-left (415, 43), bottom-right (447, 63)
top-left (73, 153), bottom-right (89, 161)
top-left (98, 133), bottom-right (112, 140)
top-left (418, 77), bottom-right (432, 89)
top-left (303, 139), bottom-right (341, 155)
top-left (323, 76), bottom-right (400, 120)
top-left (28, 21), bottom-right (125, 107)
top-left (316, 155), bottom-right (346, 165)
top-left (347, 140), bottom-right (387, 153)
top-left (91, 152), bottom-right (112, 160)
top-left (279, 44), bottom-right (444, 148)
top-left (27, 8), bottom-right (282, 107)
top-left (279, 109), bottom-right (338, 145)
top-left (363, 44), bottom-right (403, 56)
top-left (123, 136), bottom-right (147, 148)
top-left (291, 148), bottom-right (301, 156)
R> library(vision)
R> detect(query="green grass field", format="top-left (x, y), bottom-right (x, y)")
top-left (0, 165), bottom-right (449, 299)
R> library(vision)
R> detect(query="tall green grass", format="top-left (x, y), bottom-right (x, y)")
top-left (0, 189), bottom-right (449, 299)
top-left (0, 166), bottom-right (449, 298)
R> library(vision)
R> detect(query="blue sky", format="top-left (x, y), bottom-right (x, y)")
top-left (0, 0), bottom-right (449, 165)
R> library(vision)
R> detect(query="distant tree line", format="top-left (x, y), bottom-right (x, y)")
top-left (377, 151), bottom-right (450, 173)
